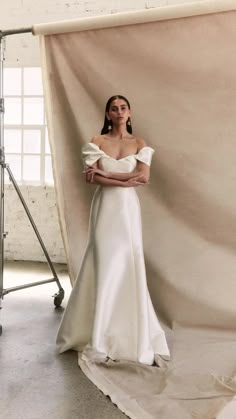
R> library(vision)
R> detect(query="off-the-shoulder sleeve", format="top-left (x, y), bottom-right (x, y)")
top-left (81, 142), bottom-right (105, 167)
top-left (135, 146), bottom-right (155, 166)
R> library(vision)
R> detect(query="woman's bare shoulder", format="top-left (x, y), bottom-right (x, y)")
top-left (136, 137), bottom-right (147, 151)
top-left (90, 135), bottom-right (104, 147)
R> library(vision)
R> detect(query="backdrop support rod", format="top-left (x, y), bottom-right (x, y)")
top-left (0, 28), bottom-right (33, 38)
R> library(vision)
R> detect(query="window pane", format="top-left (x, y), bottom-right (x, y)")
top-left (23, 130), bottom-right (41, 153)
top-left (45, 128), bottom-right (51, 154)
top-left (5, 155), bottom-right (21, 180)
top-left (4, 68), bottom-right (21, 96)
top-left (4, 98), bottom-right (22, 124)
top-left (23, 155), bottom-right (40, 181)
top-left (24, 67), bottom-right (43, 95)
top-left (45, 156), bottom-right (54, 184)
top-left (4, 129), bottom-right (21, 153)
top-left (23, 98), bottom-right (44, 125)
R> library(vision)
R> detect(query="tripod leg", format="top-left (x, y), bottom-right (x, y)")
top-left (6, 164), bottom-right (64, 305)
top-left (0, 34), bottom-right (64, 332)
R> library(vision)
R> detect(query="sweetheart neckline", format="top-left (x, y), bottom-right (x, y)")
top-left (94, 144), bottom-right (138, 161)
top-left (87, 142), bottom-right (153, 161)
top-left (101, 153), bottom-right (137, 161)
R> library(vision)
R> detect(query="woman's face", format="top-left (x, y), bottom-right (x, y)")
top-left (106, 99), bottom-right (131, 126)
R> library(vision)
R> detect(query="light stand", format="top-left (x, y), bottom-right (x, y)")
top-left (0, 29), bottom-right (65, 335)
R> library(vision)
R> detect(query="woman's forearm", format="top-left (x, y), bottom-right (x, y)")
top-left (107, 172), bottom-right (138, 181)
top-left (87, 174), bottom-right (127, 187)
top-left (84, 167), bottom-right (148, 182)
top-left (107, 171), bottom-right (149, 183)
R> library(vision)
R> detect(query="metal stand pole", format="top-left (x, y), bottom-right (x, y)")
top-left (0, 34), bottom-right (4, 336)
top-left (0, 30), bottom-right (65, 335)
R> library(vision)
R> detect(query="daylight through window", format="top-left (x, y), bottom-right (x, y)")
top-left (3, 67), bottom-right (53, 185)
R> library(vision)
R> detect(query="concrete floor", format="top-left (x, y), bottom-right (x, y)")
top-left (0, 261), bottom-right (126, 419)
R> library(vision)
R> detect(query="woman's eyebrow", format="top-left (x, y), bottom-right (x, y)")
top-left (111, 104), bottom-right (127, 109)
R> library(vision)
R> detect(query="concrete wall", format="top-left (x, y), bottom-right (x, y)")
top-left (2, 0), bottom-right (204, 262)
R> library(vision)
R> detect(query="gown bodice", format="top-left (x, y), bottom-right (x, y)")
top-left (82, 142), bottom-right (155, 173)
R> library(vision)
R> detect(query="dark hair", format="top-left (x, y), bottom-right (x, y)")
top-left (101, 95), bottom-right (132, 135)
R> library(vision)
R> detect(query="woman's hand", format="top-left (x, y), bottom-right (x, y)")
top-left (124, 176), bottom-right (148, 187)
top-left (83, 166), bottom-right (109, 183)
top-left (133, 173), bottom-right (148, 184)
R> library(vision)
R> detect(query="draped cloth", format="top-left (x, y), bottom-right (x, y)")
top-left (36, 2), bottom-right (236, 418)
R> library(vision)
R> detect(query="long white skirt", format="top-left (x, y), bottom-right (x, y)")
top-left (56, 185), bottom-right (169, 365)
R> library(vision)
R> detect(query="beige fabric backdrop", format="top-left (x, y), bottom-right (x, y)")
top-left (38, 5), bottom-right (236, 418)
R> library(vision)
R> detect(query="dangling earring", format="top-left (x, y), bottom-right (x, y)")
top-left (108, 120), bottom-right (112, 131)
top-left (127, 117), bottom-right (132, 127)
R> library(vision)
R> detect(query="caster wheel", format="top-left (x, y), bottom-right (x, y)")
top-left (53, 288), bottom-right (65, 308)
top-left (54, 295), bottom-right (63, 307)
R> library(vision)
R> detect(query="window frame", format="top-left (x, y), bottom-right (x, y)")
top-left (3, 66), bottom-right (53, 186)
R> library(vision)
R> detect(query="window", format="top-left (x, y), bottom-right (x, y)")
top-left (3, 67), bottom-right (54, 185)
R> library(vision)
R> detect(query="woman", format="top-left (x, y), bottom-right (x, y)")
top-left (56, 95), bottom-right (170, 366)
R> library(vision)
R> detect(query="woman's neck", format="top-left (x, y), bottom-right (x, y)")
top-left (110, 125), bottom-right (129, 139)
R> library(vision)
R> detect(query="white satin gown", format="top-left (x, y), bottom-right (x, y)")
top-left (56, 142), bottom-right (170, 365)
